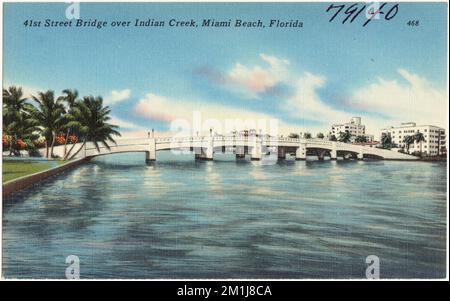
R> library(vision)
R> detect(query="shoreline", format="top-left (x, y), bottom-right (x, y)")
top-left (2, 157), bottom-right (89, 198)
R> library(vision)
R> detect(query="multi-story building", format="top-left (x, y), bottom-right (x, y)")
top-left (380, 122), bottom-right (447, 156)
top-left (330, 117), bottom-right (374, 142)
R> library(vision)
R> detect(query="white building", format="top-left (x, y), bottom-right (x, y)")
top-left (380, 122), bottom-right (447, 156)
top-left (330, 117), bottom-right (374, 142)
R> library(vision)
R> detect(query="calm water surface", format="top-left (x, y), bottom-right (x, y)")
top-left (2, 152), bottom-right (447, 278)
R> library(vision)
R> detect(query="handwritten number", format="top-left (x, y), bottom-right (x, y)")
top-left (327, 2), bottom-right (399, 27)
top-left (351, 5), bottom-right (366, 23)
top-left (385, 4), bottom-right (399, 20)
top-left (342, 4), bottom-right (358, 24)
top-left (326, 4), bottom-right (345, 23)
top-left (363, 2), bottom-right (387, 27)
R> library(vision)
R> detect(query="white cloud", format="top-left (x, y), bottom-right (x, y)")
top-left (228, 63), bottom-right (276, 94)
top-left (223, 54), bottom-right (447, 134)
top-left (134, 68), bottom-right (448, 139)
top-left (133, 92), bottom-right (306, 135)
top-left (284, 72), bottom-right (393, 135)
top-left (110, 115), bottom-right (144, 131)
top-left (283, 68), bottom-right (449, 136)
top-left (285, 72), bottom-right (337, 121)
top-left (349, 69), bottom-right (447, 129)
top-left (260, 53), bottom-right (290, 68)
top-left (104, 89), bottom-right (131, 105)
top-left (225, 53), bottom-right (290, 98)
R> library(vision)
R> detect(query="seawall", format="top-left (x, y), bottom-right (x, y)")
top-left (2, 157), bottom-right (89, 197)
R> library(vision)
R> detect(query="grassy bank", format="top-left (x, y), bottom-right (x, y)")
top-left (2, 159), bottom-right (67, 182)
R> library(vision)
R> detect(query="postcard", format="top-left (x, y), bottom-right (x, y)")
top-left (1, 1), bottom-right (448, 284)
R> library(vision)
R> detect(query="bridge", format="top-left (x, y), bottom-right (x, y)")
top-left (66, 134), bottom-right (418, 161)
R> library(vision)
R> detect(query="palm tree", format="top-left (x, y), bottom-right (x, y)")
top-left (329, 134), bottom-right (337, 142)
top-left (338, 131), bottom-right (351, 143)
top-left (402, 135), bottom-right (415, 154)
top-left (3, 109), bottom-right (40, 155)
top-left (30, 90), bottom-right (66, 158)
top-left (2, 86), bottom-right (36, 155)
top-left (381, 132), bottom-right (392, 149)
top-left (67, 96), bottom-right (121, 160)
top-left (3, 86), bottom-right (28, 123)
top-left (355, 135), bottom-right (367, 143)
top-left (316, 132), bottom-right (324, 139)
top-left (58, 89), bottom-right (79, 156)
top-left (414, 131), bottom-right (425, 155)
top-left (303, 132), bottom-right (312, 139)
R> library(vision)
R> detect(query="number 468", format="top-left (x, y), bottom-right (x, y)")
top-left (407, 20), bottom-right (419, 26)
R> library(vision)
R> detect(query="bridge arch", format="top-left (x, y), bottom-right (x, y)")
top-left (362, 153), bottom-right (384, 160)
top-left (306, 147), bottom-right (333, 160)
top-left (336, 150), bottom-right (359, 160)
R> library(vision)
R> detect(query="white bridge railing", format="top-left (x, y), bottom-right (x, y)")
top-left (154, 135), bottom-right (332, 144)
top-left (85, 136), bottom-right (368, 152)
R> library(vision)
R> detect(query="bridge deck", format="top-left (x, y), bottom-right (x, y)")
top-left (66, 136), bottom-right (420, 161)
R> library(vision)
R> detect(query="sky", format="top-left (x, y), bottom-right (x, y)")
top-left (3, 2), bottom-right (448, 138)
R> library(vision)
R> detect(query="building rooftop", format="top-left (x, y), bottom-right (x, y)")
top-left (382, 124), bottom-right (446, 130)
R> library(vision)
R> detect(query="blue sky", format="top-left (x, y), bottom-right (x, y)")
top-left (3, 2), bottom-right (448, 137)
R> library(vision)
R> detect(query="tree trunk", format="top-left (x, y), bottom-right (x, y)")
top-left (64, 128), bottom-right (70, 156)
top-left (9, 135), bottom-right (15, 156)
top-left (50, 132), bottom-right (56, 159)
top-left (68, 139), bottom-right (86, 160)
top-left (45, 139), bottom-right (49, 158)
top-left (64, 140), bottom-right (78, 160)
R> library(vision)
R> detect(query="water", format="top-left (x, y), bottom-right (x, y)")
top-left (2, 152), bottom-right (447, 279)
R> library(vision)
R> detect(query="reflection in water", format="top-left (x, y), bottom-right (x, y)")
top-left (205, 161), bottom-right (222, 191)
top-left (2, 152), bottom-right (447, 279)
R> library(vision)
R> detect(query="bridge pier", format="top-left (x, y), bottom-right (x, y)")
top-left (195, 150), bottom-right (213, 160)
top-left (295, 143), bottom-right (306, 160)
top-left (146, 138), bottom-right (156, 162)
top-left (330, 142), bottom-right (337, 160)
top-left (357, 147), bottom-right (365, 160)
top-left (195, 136), bottom-right (214, 160)
top-left (250, 136), bottom-right (262, 161)
top-left (235, 145), bottom-right (245, 159)
top-left (317, 150), bottom-right (326, 161)
top-left (277, 146), bottom-right (286, 160)
top-left (145, 151), bottom-right (156, 162)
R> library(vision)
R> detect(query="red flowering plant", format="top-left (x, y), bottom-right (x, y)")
top-left (55, 133), bottom-right (66, 146)
top-left (16, 139), bottom-right (27, 150)
top-left (68, 134), bottom-right (78, 144)
top-left (2, 134), bottom-right (10, 149)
